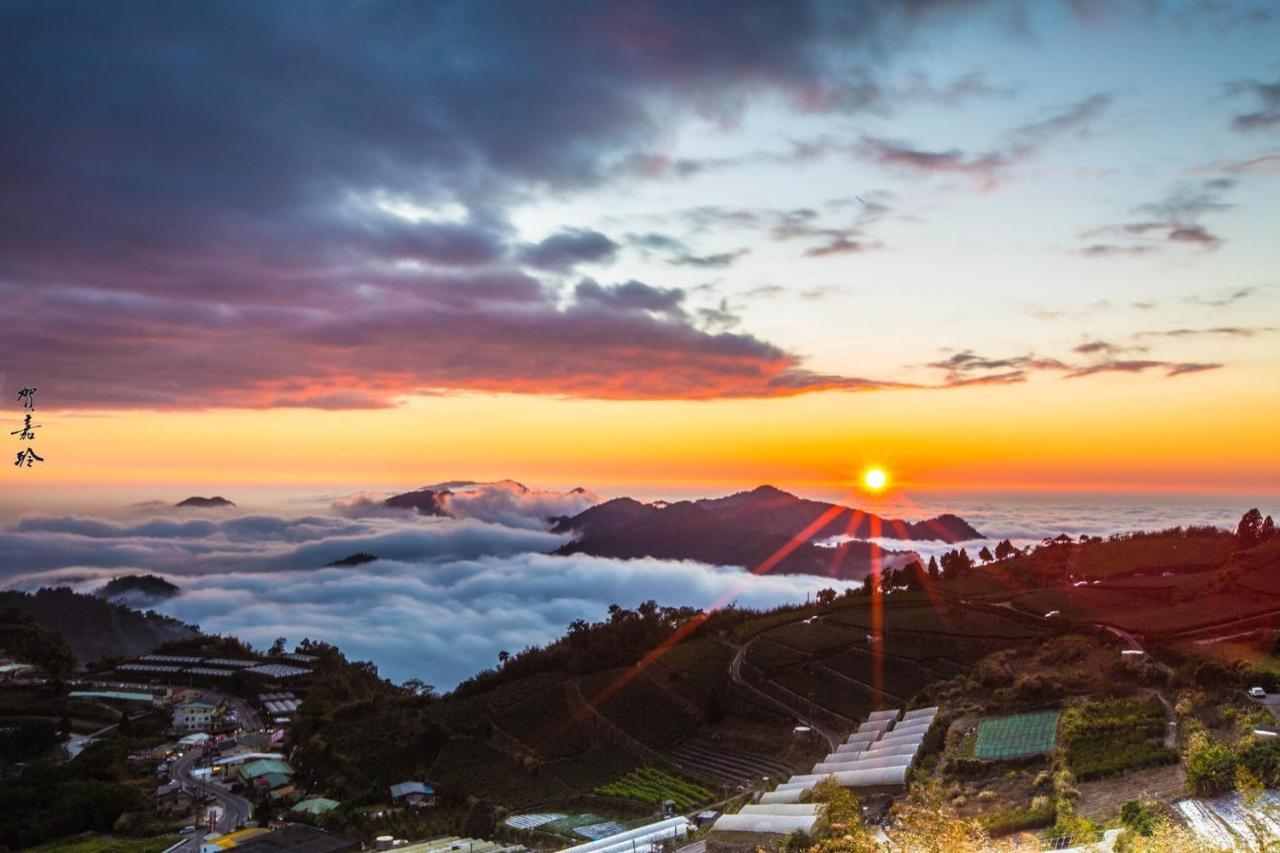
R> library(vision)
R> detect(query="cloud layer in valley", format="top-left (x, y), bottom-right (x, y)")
top-left (0, 497), bottom-right (841, 687)
top-left (2, 489), bottom-right (1264, 687)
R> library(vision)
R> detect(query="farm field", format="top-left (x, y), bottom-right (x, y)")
top-left (769, 668), bottom-right (868, 721)
top-left (665, 738), bottom-right (792, 785)
top-left (596, 765), bottom-right (715, 810)
top-left (494, 685), bottom-right (593, 758)
top-left (429, 738), bottom-right (572, 807)
top-left (653, 638), bottom-right (732, 708)
top-left (823, 604), bottom-right (1041, 639)
top-left (765, 619), bottom-right (860, 654)
top-left (545, 747), bottom-right (642, 792)
top-left (1059, 697), bottom-right (1178, 781)
top-left (744, 639), bottom-right (807, 673)
top-left (822, 648), bottom-right (940, 700)
top-left (1002, 532), bottom-right (1236, 581)
top-left (972, 711), bottom-right (1060, 760)
top-left (1171, 634), bottom-right (1280, 675)
top-left (577, 669), bottom-right (701, 749)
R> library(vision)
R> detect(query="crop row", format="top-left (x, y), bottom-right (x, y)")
top-left (596, 766), bottom-right (714, 810)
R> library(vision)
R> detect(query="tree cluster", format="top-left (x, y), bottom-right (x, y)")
top-left (1236, 508), bottom-right (1276, 548)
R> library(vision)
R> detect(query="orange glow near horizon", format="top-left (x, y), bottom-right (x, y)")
top-left (6, 364), bottom-right (1280, 501)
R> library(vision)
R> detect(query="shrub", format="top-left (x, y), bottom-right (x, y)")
top-left (1059, 697), bottom-right (1178, 781)
top-left (982, 796), bottom-right (1055, 837)
top-left (1185, 733), bottom-right (1236, 796)
top-left (595, 766), bottom-right (713, 810)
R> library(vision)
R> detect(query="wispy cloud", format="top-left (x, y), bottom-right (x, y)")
top-left (1076, 178), bottom-right (1235, 255)
top-left (856, 93), bottom-right (1112, 186)
top-left (1186, 286), bottom-right (1256, 307)
top-left (1226, 74), bottom-right (1280, 131)
top-left (927, 345), bottom-right (1227, 386)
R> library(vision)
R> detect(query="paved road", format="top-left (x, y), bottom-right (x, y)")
top-left (729, 641), bottom-right (841, 751)
top-left (167, 686), bottom-right (265, 850)
top-left (171, 747), bottom-right (254, 847)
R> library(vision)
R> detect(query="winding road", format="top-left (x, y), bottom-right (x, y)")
top-left (729, 641), bottom-right (841, 751)
top-left (172, 746), bottom-right (254, 840)
top-left (167, 686), bottom-right (265, 850)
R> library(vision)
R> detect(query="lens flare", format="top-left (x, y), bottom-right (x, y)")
top-left (863, 467), bottom-right (888, 492)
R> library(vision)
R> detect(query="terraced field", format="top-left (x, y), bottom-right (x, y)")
top-left (769, 668), bottom-right (867, 721)
top-left (597, 765), bottom-right (715, 809)
top-left (665, 737), bottom-right (793, 785)
top-left (824, 604), bottom-right (1040, 639)
top-left (744, 639), bottom-right (807, 673)
top-left (578, 669), bottom-right (701, 749)
top-left (546, 747), bottom-right (642, 791)
top-left (654, 637), bottom-right (733, 708)
top-left (494, 684), bottom-right (594, 758)
top-left (822, 648), bottom-right (940, 700)
top-left (429, 738), bottom-right (572, 807)
top-left (1009, 585), bottom-right (1280, 635)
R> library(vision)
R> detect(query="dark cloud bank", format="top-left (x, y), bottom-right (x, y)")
top-left (0, 0), bottom-right (1011, 410)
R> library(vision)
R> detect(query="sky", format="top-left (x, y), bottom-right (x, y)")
top-left (2, 0), bottom-right (1279, 500)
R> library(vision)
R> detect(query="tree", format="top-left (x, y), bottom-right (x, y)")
top-left (900, 560), bottom-right (927, 591)
top-left (268, 636), bottom-right (287, 656)
top-left (401, 678), bottom-right (435, 697)
top-left (994, 539), bottom-right (1016, 561)
top-left (1237, 508), bottom-right (1265, 547)
top-left (978, 546), bottom-right (993, 564)
top-left (816, 588), bottom-right (837, 606)
top-left (462, 799), bottom-right (497, 837)
top-left (1185, 732), bottom-right (1236, 796)
top-left (784, 829), bottom-right (813, 852)
top-left (927, 555), bottom-right (940, 580)
top-left (497, 650), bottom-right (510, 665)
top-left (1264, 515), bottom-right (1276, 543)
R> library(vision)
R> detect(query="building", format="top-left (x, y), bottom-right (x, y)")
top-left (201, 827), bottom-right (272, 852)
top-left (292, 797), bottom-right (341, 817)
top-left (708, 806), bottom-right (825, 851)
top-left (156, 779), bottom-right (194, 818)
top-left (174, 698), bottom-right (221, 732)
top-left (231, 824), bottom-right (358, 853)
top-left (238, 757), bottom-right (295, 791)
top-left (560, 817), bottom-right (692, 853)
top-left (389, 780), bottom-right (435, 807)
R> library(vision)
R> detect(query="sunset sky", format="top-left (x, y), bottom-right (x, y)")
top-left (3, 1), bottom-right (1278, 502)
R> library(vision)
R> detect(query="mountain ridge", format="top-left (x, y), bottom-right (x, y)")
top-left (553, 484), bottom-right (981, 580)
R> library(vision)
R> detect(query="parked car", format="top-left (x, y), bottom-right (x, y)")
top-left (1250, 686), bottom-right (1267, 699)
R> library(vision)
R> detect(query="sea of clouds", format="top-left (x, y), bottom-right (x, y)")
top-left (1, 482), bottom-right (1269, 689)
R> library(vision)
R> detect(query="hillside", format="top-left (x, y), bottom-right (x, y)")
top-left (0, 609), bottom-right (78, 675)
top-left (96, 574), bottom-right (181, 605)
top-left (0, 587), bottom-right (199, 665)
top-left (550, 486), bottom-right (980, 579)
top-left (286, 522), bottom-right (1280, 816)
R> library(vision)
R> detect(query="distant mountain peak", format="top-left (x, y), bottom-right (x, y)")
top-left (175, 495), bottom-right (235, 508)
top-left (552, 484), bottom-right (982, 580)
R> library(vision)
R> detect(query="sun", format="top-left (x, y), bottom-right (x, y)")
top-left (863, 467), bottom-right (889, 492)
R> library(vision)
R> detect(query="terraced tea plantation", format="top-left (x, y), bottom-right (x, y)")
top-left (596, 766), bottom-right (714, 810)
top-left (665, 738), bottom-right (793, 785)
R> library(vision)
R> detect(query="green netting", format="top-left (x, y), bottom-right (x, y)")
top-left (972, 710), bottom-right (1060, 759)
top-left (543, 814), bottom-right (607, 834)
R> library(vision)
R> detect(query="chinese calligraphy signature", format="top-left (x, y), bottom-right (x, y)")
top-left (13, 385), bottom-right (44, 468)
